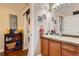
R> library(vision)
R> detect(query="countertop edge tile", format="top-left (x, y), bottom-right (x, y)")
top-left (41, 35), bottom-right (79, 45)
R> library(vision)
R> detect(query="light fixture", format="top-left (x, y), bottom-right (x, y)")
top-left (52, 3), bottom-right (64, 9)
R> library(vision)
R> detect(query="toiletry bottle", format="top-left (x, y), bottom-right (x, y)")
top-left (39, 25), bottom-right (44, 35)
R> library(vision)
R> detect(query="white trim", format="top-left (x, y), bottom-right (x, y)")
top-left (22, 47), bottom-right (28, 50)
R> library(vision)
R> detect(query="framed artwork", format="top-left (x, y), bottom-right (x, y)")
top-left (38, 16), bottom-right (42, 22)
top-left (43, 14), bottom-right (46, 20)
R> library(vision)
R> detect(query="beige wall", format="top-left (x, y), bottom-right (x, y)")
top-left (0, 5), bottom-right (22, 52)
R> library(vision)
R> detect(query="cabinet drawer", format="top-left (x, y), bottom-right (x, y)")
top-left (62, 43), bottom-right (77, 52)
top-left (62, 49), bottom-right (77, 56)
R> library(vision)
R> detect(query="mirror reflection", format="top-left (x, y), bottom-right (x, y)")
top-left (48, 3), bottom-right (79, 36)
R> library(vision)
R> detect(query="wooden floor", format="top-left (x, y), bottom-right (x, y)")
top-left (1, 49), bottom-right (28, 56)
top-left (6, 50), bottom-right (28, 56)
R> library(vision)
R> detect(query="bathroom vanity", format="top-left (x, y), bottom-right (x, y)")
top-left (41, 35), bottom-right (79, 56)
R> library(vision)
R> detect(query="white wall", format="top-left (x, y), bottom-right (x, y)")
top-left (32, 3), bottom-right (50, 55)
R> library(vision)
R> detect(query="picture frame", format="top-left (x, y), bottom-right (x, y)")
top-left (43, 14), bottom-right (46, 20)
top-left (38, 16), bottom-right (42, 22)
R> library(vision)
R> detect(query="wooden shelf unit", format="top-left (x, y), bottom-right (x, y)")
top-left (4, 32), bottom-right (23, 56)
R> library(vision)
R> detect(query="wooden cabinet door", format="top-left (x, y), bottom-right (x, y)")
top-left (41, 37), bottom-right (48, 56)
top-left (48, 40), bottom-right (61, 56)
top-left (62, 49), bottom-right (77, 56)
top-left (62, 43), bottom-right (78, 56)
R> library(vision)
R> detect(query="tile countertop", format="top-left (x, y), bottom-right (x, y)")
top-left (42, 35), bottom-right (79, 45)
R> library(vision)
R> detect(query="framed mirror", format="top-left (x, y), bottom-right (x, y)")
top-left (9, 15), bottom-right (17, 30)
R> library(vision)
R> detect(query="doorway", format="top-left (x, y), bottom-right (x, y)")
top-left (23, 9), bottom-right (30, 56)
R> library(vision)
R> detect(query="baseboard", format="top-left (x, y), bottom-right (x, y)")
top-left (0, 50), bottom-right (4, 53)
top-left (0, 50), bottom-right (4, 56)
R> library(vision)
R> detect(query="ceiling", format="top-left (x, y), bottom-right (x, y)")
top-left (0, 3), bottom-right (29, 12)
